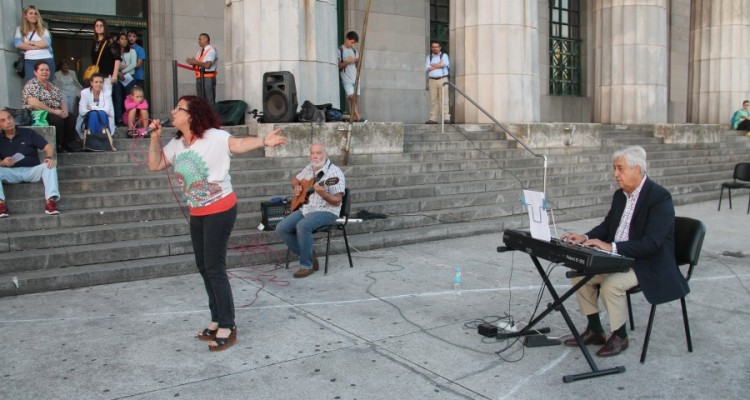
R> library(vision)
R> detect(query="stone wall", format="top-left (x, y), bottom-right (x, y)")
top-left (258, 122), bottom-right (403, 157)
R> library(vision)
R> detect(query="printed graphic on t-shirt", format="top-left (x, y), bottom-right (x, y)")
top-left (174, 150), bottom-right (223, 208)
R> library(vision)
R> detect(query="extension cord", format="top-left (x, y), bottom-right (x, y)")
top-left (496, 321), bottom-right (517, 332)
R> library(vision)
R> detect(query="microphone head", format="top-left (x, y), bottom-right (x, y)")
top-left (145, 118), bottom-right (170, 135)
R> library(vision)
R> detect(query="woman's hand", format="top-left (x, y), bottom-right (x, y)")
top-left (148, 119), bottom-right (163, 138)
top-left (263, 128), bottom-right (287, 147)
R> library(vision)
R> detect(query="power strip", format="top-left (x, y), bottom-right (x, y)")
top-left (496, 321), bottom-right (517, 332)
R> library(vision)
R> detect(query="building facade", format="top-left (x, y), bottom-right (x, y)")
top-left (2, 0), bottom-right (748, 125)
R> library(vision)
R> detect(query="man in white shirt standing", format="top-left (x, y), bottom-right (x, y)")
top-left (186, 33), bottom-right (218, 105)
top-left (425, 41), bottom-right (450, 124)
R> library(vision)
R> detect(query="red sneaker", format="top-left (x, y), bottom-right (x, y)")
top-left (45, 199), bottom-right (60, 215)
top-left (0, 202), bottom-right (8, 218)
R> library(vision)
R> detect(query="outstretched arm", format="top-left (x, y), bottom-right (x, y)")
top-left (228, 128), bottom-right (286, 154)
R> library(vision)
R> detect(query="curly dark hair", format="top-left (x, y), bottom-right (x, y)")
top-left (176, 95), bottom-right (221, 138)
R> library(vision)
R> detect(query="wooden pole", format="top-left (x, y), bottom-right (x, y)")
top-left (342, 0), bottom-right (371, 166)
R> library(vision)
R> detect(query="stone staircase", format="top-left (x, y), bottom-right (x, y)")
top-left (1, 123), bottom-right (748, 296)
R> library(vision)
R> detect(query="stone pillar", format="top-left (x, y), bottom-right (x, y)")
top-left (593, 0), bottom-right (669, 124)
top-left (688, 0), bottom-right (750, 124)
top-left (451, 0), bottom-right (540, 123)
top-left (1, 0), bottom-right (24, 109)
top-left (224, 0), bottom-right (339, 112)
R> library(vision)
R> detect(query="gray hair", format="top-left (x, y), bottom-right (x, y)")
top-left (612, 146), bottom-right (647, 175)
top-left (310, 143), bottom-right (327, 156)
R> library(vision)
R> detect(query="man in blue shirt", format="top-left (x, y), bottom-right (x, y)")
top-left (127, 30), bottom-right (146, 89)
top-left (0, 109), bottom-right (61, 217)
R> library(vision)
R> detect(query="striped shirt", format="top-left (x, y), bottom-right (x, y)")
top-left (612, 175), bottom-right (647, 254)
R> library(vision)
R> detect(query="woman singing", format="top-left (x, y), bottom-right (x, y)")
top-left (147, 96), bottom-right (286, 351)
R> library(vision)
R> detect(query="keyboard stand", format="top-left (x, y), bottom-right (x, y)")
top-left (519, 253), bottom-right (626, 383)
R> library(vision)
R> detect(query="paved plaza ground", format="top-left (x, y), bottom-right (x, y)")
top-left (1, 200), bottom-right (748, 399)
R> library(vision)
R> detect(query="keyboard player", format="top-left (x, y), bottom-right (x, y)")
top-left (559, 146), bottom-right (690, 357)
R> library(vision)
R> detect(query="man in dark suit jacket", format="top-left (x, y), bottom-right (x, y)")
top-left (560, 146), bottom-right (690, 357)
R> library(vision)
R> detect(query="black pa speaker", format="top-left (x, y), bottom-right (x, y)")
top-left (262, 71), bottom-right (298, 123)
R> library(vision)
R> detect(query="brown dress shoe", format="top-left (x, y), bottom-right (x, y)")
top-left (312, 251), bottom-right (320, 271)
top-left (293, 268), bottom-right (315, 278)
top-left (564, 328), bottom-right (606, 347)
top-left (596, 335), bottom-right (629, 357)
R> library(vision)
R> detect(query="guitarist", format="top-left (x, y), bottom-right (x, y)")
top-left (276, 143), bottom-right (346, 278)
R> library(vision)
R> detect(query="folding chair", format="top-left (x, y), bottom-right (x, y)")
top-left (625, 216), bottom-right (706, 363)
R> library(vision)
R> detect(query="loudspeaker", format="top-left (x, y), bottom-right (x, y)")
top-left (262, 71), bottom-right (298, 123)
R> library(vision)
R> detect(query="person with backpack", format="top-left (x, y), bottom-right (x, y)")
top-left (337, 31), bottom-right (362, 122)
top-left (425, 41), bottom-right (450, 124)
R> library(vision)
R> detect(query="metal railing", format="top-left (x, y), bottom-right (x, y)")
top-left (442, 80), bottom-right (549, 195)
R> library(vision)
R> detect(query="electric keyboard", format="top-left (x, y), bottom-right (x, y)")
top-left (502, 229), bottom-right (633, 274)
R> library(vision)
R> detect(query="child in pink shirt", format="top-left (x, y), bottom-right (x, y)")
top-left (124, 86), bottom-right (150, 137)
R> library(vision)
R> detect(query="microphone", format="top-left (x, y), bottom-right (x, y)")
top-left (145, 118), bottom-right (170, 136)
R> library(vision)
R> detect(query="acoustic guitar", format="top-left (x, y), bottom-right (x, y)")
top-left (291, 174), bottom-right (340, 211)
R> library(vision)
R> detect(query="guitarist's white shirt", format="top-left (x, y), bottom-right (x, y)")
top-left (296, 159), bottom-right (346, 216)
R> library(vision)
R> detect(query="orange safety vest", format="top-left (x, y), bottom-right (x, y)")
top-left (194, 45), bottom-right (217, 78)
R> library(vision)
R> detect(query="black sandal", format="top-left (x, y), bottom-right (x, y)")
top-left (196, 327), bottom-right (218, 341)
top-left (208, 326), bottom-right (237, 352)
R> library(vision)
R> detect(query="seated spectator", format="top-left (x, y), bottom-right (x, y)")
top-left (124, 86), bottom-right (149, 137)
top-left (54, 60), bottom-right (82, 115)
top-left (22, 61), bottom-right (77, 153)
top-left (14, 5), bottom-right (55, 83)
top-left (0, 109), bottom-right (61, 217)
top-left (77, 73), bottom-right (115, 139)
top-left (730, 100), bottom-right (750, 136)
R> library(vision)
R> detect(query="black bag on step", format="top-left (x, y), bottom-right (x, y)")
top-left (81, 111), bottom-right (115, 152)
top-left (297, 100), bottom-right (316, 122)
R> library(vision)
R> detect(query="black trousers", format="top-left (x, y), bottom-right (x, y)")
top-left (189, 205), bottom-right (238, 329)
top-left (737, 119), bottom-right (750, 131)
top-left (46, 113), bottom-right (77, 149)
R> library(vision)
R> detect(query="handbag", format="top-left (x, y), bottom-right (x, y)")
top-left (4, 107), bottom-right (31, 126)
top-left (13, 31), bottom-right (35, 78)
top-left (13, 53), bottom-right (25, 78)
top-left (31, 110), bottom-right (49, 126)
top-left (84, 40), bottom-right (107, 81)
top-left (82, 110), bottom-right (115, 152)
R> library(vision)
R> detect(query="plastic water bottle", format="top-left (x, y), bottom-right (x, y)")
top-left (453, 267), bottom-right (463, 296)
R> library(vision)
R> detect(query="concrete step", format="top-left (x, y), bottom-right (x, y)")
top-left (404, 140), bottom-right (514, 152)
top-left (1, 122), bottom-right (749, 296)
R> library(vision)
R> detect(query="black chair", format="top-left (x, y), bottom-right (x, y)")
top-left (285, 188), bottom-right (353, 274)
top-left (625, 216), bottom-right (706, 363)
top-left (717, 162), bottom-right (750, 214)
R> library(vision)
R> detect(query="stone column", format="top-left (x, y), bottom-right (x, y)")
top-left (688, 0), bottom-right (750, 124)
top-left (593, 0), bottom-right (669, 124)
top-left (224, 0), bottom-right (339, 112)
top-left (450, 0), bottom-right (540, 123)
top-left (1, 0), bottom-right (24, 109)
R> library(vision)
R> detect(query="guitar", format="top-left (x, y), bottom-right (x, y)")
top-left (291, 174), bottom-right (341, 211)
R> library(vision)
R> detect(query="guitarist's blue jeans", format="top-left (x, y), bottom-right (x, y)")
top-left (276, 210), bottom-right (338, 269)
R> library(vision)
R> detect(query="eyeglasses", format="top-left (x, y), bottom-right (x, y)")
top-left (174, 106), bottom-right (189, 113)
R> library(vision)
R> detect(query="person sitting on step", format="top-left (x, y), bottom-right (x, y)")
top-left (124, 85), bottom-right (149, 137)
top-left (275, 143), bottom-right (346, 278)
top-left (0, 108), bottom-right (60, 217)
top-left (730, 100), bottom-right (750, 137)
